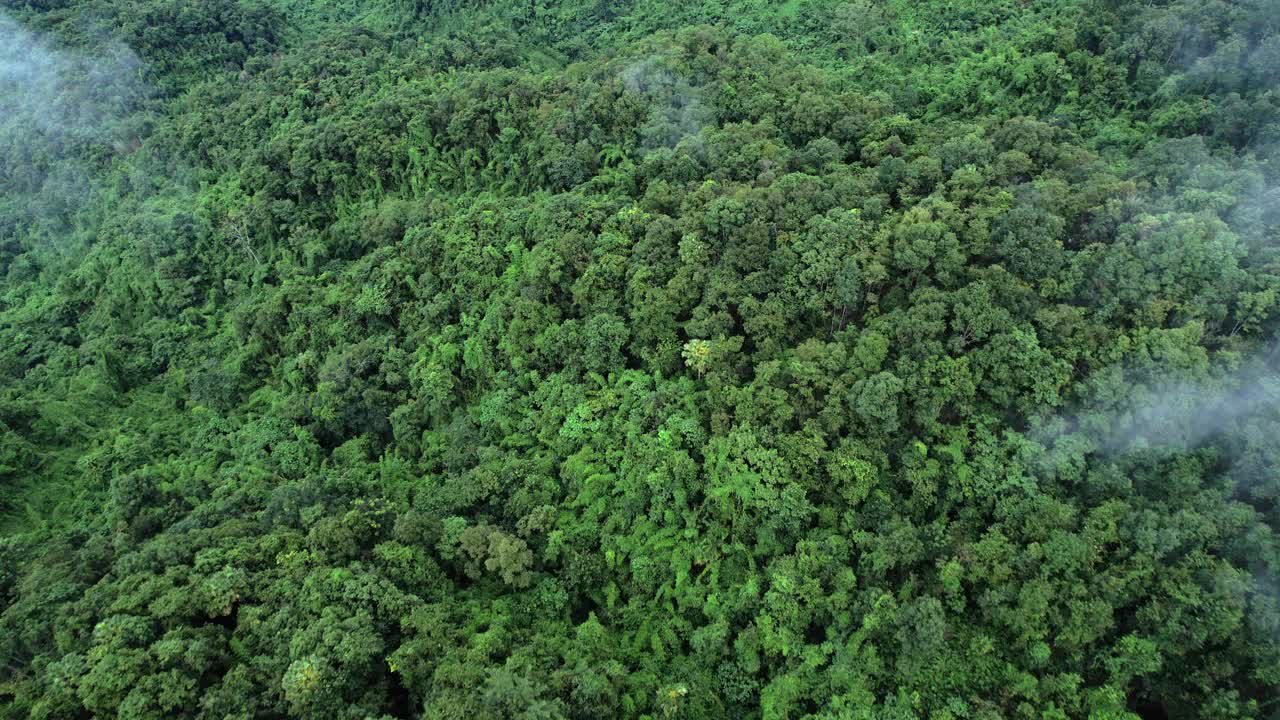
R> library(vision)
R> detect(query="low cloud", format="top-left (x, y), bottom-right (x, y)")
top-left (0, 10), bottom-right (150, 225)
top-left (620, 57), bottom-right (712, 152)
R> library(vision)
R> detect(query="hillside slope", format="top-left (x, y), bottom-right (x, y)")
top-left (2, 1), bottom-right (1279, 718)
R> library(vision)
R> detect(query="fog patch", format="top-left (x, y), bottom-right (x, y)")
top-left (0, 10), bottom-right (150, 229)
top-left (1104, 365), bottom-right (1279, 455)
top-left (619, 57), bottom-right (712, 153)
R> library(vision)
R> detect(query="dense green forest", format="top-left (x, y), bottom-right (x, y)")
top-left (1, 0), bottom-right (1279, 717)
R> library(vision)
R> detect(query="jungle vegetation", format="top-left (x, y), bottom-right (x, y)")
top-left (1, 0), bottom-right (1280, 718)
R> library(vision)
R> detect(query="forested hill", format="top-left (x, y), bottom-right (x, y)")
top-left (1, 0), bottom-right (1279, 718)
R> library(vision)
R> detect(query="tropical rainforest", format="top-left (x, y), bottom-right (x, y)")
top-left (1, 0), bottom-right (1279, 717)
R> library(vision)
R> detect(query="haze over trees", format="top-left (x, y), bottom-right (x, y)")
top-left (1, 0), bottom-right (1279, 718)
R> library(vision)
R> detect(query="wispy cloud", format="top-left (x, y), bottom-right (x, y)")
top-left (620, 56), bottom-right (711, 152)
top-left (0, 10), bottom-right (149, 224)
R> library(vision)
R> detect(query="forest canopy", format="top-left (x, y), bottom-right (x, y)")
top-left (1, 0), bottom-right (1280, 718)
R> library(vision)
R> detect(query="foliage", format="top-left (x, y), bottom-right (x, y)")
top-left (1, 0), bottom-right (1279, 718)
